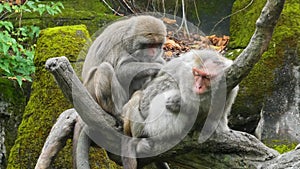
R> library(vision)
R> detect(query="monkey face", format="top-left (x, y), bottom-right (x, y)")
top-left (132, 34), bottom-right (165, 62)
top-left (192, 67), bottom-right (212, 94)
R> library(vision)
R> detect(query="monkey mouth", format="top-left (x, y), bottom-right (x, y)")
top-left (194, 84), bottom-right (205, 94)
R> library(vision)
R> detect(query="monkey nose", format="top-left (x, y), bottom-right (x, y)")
top-left (197, 84), bottom-right (202, 89)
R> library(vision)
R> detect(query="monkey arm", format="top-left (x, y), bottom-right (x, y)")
top-left (113, 61), bottom-right (164, 115)
top-left (116, 61), bottom-right (163, 83)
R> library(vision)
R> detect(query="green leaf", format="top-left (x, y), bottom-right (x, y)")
top-left (0, 4), bottom-right (4, 13)
top-left (28, 26), bottom-right (40, 39)
top-left (38, 8), bottom-right (45, 16)
top-left (1, 66), bottom-right (11, 74)
top-left (0, 59), bottom-right (11, 74)
top-left (5, 22), bottom-right (13, 31)
top-left (2, 43), bottom-right (10, 55)
top-left (12, 5), bottom-right (20, 13)
top-left (16, 76), bottom-right (23, 87)
top-left (26, 1), bottom-right (36, 9)
top-left (0, 21), bottom-right (14, 32)
top-left (24, 76), bottom-right (32, 82)
top-left (3, 2), bottom-right (12, 12)
top-left (45, 5), bottom-right (54, 15)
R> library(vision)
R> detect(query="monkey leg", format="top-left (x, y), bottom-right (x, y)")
top-left (84, 62), bottom-right (123, 126)
top-left (216, 86), bottom-right (239, 133)
top-left (84, 62), bottom-right (114, 114)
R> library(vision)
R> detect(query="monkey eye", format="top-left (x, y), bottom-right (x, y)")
top-left (202, 75), bottom-right (211, 79)
top-left (193, 71), bottom-right (200, 76)
top-left (193, 69), bottom-right (211, 79)
top-left (140, 43), bottom-right (162, 49)
top-left (140, 43), bottom-right (148, 49)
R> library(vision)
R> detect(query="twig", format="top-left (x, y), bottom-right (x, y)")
top-left (162, 0), bottom-right (166, 17)
top-left (101, 0), bottom-right (123, 16)
top-left (210, 0), bottom-right (254, 34)
top-left (193, 0), bottom-right (201, 27)
top-left (120, 0), bottom-right (135, 14)
top-left (173, 0), bottom-right (178, 20)
top-left (177, 0), bottom-right (190, 36)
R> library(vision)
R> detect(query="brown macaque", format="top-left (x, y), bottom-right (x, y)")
top-left (82, 15), bottom-right (167, 122)
top-left (122, 49), bottom-right (239, 169)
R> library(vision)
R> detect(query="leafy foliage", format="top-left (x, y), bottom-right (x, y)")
top-left (0, 0), bottom-right (64, 86)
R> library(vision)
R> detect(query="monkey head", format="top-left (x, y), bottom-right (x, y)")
top-left (126, 15), bottom-right (167, 62)
top-left (191, 52), bottom-right (229, 95)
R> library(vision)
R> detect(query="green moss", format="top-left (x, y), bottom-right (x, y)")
top-left (89, 146), bottom-right (122, 169)
top-left (34, 24), bottom-right (90, 65)
top-left (264, 140), bottom-right (298, 154)
top-left (273, 144), bottom-right (297, 154)
top-left (229, 0), bottom-right (266, 48)
top-left (7, 25), bottom-right (119, 169)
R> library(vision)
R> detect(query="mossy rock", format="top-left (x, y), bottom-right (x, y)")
top-left (7, 25), bottom-right (120, 169)
top-left (228, 0), bottom-right (300, 132)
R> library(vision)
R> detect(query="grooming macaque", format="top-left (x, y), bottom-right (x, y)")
top-left (82, 15), bottom-right (167, 121)
top-left (122, 49), bottom-right (239, 168)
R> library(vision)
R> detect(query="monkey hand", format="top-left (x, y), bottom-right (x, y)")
top-left (134, 67), bottom-right (161, 79)
top-left (165, 92), bottom-right (181, 113)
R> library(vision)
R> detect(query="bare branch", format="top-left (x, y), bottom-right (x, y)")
top-left (120, 0), bottom-right (136, 14)
top-left (101, 0), bottom-right (124, 16)
top-left (177, 0), bottom-right (190, 36)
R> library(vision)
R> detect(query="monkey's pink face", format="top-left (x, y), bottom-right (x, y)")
top-left (192, 67), bottom-right (212, 94)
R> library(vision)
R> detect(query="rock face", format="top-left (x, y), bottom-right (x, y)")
top-left (6, 25), bottom-right (120, 169)
top-left (255, 49), bottom-right (300, 146)
top-left (228, 0), bottom-right (300, 145)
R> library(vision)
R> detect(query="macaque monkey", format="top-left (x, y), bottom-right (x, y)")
top-left (122, 49), bottom-right (239, 169)
top-left (75, 15), bottom-right (166, 169)
top-left (82, 15), bottom-right (167, 122)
